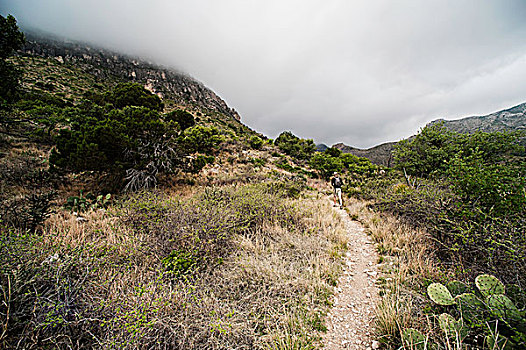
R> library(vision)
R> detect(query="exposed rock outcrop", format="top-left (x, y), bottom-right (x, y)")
top-left (21, 32), bottom-right (241, 121)
top-left (429, 102), bottom-right (526, 134)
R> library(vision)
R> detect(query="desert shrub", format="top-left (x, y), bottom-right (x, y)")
top-left (2, 182), bottom-right (344, 349)
top-left (191, 154), bottom-right (215, 173)
top-left (123, 183), bottom-right (303, 274)
top-left (368, 128), bottom-right (526, 286)
top-left (275, 131), bottom-right (315, 161)
top-left (182, 125), bottom-right (223, 154)
top-left (325, 147), bottom-right (341, 157)
top-left (275, 157), bottom-right (296, 172)
top-left (0, 229), bottom-right (101, 349)
top-left (0, 151), bottom-right (58, 232)
top-left (394, 124), bottom-right (522, 177)
top-left (249, 135), bottom-right (263, 149)
top-left (49, 83), bottom-right (224, 191)
top-left (310, 149), bottom-right (376, 180)
top-left (164, 109), bottom-right (195, 131)
top-left (106, 82), bottom-right (164, 111)
top-left (50, 105), bottom-right (167, 172)
top-left (309, 152), bottom-right (343, 179)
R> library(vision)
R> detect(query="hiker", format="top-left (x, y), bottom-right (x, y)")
top-left (331, 172), bottom-right (343, 209)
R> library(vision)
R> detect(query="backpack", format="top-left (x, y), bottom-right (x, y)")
top-left (333, 177), bottom-right (342, 187)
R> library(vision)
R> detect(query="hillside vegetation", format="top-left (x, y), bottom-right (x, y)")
top-left (1, 15), bottom-right (525, 350)
top-left (346, 124), bottom-right (526, 349)
top-left (0, 16), bottom-right (354, 349)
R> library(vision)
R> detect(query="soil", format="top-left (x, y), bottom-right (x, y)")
top-left (323, 200), bottom-right (381, 350)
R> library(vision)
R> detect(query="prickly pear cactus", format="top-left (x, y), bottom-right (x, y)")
top-left (438, 313), bottom-right (468, 340)
top-left (507, 284), bottom-right (526, 309)
top-left (455, 293), bottom-right (485, 323)
top-left (487, 294), bottom-right (522, 322)
top-left (475, 274), bottom-right (505, 297)
top-left (428, 283), bottom-right (455, 306)
top-left (486, 333), bottom-right (513, 350)
top-left (447, 280), bottom-right (468, 297)
top-left (402, 328), bottom-right (427, 350)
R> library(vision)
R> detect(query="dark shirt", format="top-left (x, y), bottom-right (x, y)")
top-left (331, 176), bottom-right (342, 188)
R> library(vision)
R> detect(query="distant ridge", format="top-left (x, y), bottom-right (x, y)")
top-left (315, 144), bottom-right (329, 152)
top-left (331, 101), bottom-right (526, 167)
top-left (332, 142), bottom-right (395, 167)
top-left (429, 102), bottom-right (526, 134)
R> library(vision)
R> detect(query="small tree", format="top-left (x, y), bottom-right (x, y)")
top-left (165, 109), bottom-right (195, 131)
top-left (249, 135), bottom-right (263, 149)
top-left (310, 152), bottom-right (343, 179)
top-left (106, 82), bottom-right (164, 111)
top-left (182, 125), bottom-right (223, 154)
top-left (325, 147), bottom-right (342, 157)
top-left (0, 14), bottom-right (25, 107)
top-left (275, 131), bottom-right (315, 160)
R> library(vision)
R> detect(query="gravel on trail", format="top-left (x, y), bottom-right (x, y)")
top-left (323, 202), bottom-right (381, 350)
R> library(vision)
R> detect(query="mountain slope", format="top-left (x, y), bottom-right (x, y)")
top-left (20, 32), bottom-right (241, 122)
top-left (332, 142), bottom-right (395, 167)
top-left (429, 102), bottom-right (526, 134)
top-left (332, 102), bottom-right (526, 167)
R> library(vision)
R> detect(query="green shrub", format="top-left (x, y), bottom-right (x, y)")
top-left (309, 152), bottom-right (343, 179)
top-left (0, 14), bottom-right (25, 106)
top-left (107, 82), bottom-right (164, 111)
top-left (249, 135), bottom-right (264, 149)
top-left (275, 131), bottom-right (315, 160)
top-left (182, 125), bottom-right (223, 154)
top-left (50, 105), bottom-right (167, 173)
top-left (164, 109), bottom-right (195, 131)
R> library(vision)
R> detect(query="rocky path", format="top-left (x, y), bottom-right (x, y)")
top-left (323, 201), bottom-right (380, 350)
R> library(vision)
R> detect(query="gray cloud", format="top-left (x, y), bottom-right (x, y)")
top-left (3, 0), bottom-right (526, 147)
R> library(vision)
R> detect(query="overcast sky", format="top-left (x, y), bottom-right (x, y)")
top-left (3, 0), bottom-right (526, 148)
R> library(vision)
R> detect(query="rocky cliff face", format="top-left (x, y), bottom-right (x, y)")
top-left (429, 102), bottom-right (526, 134)
top-left (21, 33), bottom-right (241, 121)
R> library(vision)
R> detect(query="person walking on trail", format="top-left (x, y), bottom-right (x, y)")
top-left (331, 172), bottom-right (343, 209)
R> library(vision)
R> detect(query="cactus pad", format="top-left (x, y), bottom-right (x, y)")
top-left (475, 274), bottom-right (504, 297)
top-left (506, 284), bottom-right (526, 309)
top-left (438, 313), bottom-right (468, 340)
top-left (447, 280), bottom-right (468, 297)
top-left (402, 328), bottom-right (427, 350)
top-left (487, 294), bottom-right (522, 322)
top-left (456, 293), bottom-right (485, 323)
top-left (428, 283), bottom-right (455, 306)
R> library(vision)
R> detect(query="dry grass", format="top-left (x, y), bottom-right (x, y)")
top-left (346, 198), bottom-right (442, 348)
top-left (2, 182), bottom-right (349, 349)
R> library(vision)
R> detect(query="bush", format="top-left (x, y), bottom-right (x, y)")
top-left (50, 105), bottom-right (167, 173)
top-left (0, 14), bottom-right (25, 106)
top-left (181, 125), bottom-right (223, 154)
top-left (164, 109), bottom-right (195, 131)
top-left (309, 152), bottom-right (343, 179)
top-left (249, 135), bottom-right (263, 149)
top-left (386, 127), bottom-right (526, 283)
top-left (275, 131), bottom-right (315, 160)
top-left (107, 82), bottom-right (164, 111)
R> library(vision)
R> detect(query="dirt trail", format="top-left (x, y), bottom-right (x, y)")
top-left (323, 200), bottom-right (380, 350)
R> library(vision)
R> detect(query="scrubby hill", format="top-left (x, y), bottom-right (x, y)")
top-left (430, 101), bottom-right (526, 134)
top-left (1, 25), bottom-right (346, 350)
top-left (332, 141), bottom-right (395, 167)
top-left (332, 101), bottom-right (526, 167)
top-left (21, 31), bottom-right (241, 122)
